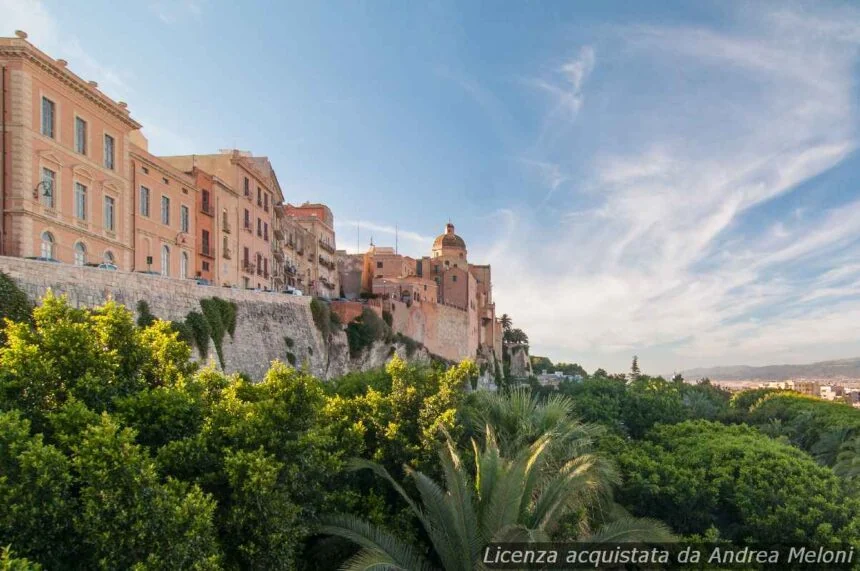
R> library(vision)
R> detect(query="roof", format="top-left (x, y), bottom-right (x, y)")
top-left (433, 223), bottom-right (466, 250)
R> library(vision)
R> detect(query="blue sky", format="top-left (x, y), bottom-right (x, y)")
top-left (4, 0), bottom-right (860, 375)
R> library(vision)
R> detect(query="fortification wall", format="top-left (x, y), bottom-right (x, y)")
top-left (0, 256), bottom-right (341, 379)
top-left (382, 299), bottom-right (474, 362)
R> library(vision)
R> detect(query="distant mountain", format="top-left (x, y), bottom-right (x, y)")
top-left (681, 357), bottom-right (860, 381)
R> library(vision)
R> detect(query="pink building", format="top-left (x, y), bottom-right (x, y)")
top-left (1, 32), bottom-right (140, 269)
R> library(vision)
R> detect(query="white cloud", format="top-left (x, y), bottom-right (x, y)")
top-left (492, 3), bottom-right (860, 374)
top-left (529, 45), bottom-right (595, 122)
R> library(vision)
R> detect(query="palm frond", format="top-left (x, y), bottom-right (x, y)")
top-left (582, 517), bottom-right (677, 543)
top-left (318, 514), bottom-right (438, 571)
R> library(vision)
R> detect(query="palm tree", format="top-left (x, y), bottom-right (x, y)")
top-left (499, 314), bottom-right (512, 334)
top-left (319, 428), bottom-right (674, 570)
top-left (467, 387), bottom-right (603, 461)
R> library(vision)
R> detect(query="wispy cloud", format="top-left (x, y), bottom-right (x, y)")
top-left (528, 45), bottom-right (595, 121)
top-left (491, 3), bottom-right (860, 373)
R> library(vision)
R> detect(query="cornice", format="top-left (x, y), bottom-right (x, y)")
top-left (0, 40), bottom-right (142, 129)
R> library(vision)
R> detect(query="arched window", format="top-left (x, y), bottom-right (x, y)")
top-left (161, 245), bottom-right (170, 277)
top-left (40, 231), bottom-right (55, 259)
top-left (74, 242), bottom-right (86, 266)
top-left (180, 252), bottom-right (188, 279)
top-left (104, 250), bottom-right (115, 265)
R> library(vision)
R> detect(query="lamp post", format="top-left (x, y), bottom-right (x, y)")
top-left (33, 179), bottom-right (53, 202)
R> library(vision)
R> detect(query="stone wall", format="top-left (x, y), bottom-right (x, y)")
top-left (0, 256), bottom-right (415, 380)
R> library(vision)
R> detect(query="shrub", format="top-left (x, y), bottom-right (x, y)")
top-left (0, 272), bottom-right (32, 327)
top-left (286, 352), bottom-right (297, 366)
top-left (199, 297), bottom-right (237, 368)
top-left (169, 320), bottom-right (194, 348)
top-left (345, 308), bottom-right (392, 358)
top-left (394, 332), bottom-right (420, 357)
top-left (284, 336), bottom-right (295, 349)
top-left (309, 298), bottom-right (331, 339)
top-left (135, 300), bottom-right (156, 328)
top-left (381, 310), bottom-right (393, 327)
top-left (184, 311), bottom-right (211, 360)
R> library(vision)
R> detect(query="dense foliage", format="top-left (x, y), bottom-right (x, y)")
top-left (0, 285), bottom-right (857, 568)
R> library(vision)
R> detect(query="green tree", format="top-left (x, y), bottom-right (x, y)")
top-left (72, 414), bottom-right (221, 569)
top-left (499, 314), bottom-right (512, 333)
top-left (613, 420), bottom-right (860, 543)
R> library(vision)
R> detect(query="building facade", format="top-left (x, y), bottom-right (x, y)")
top-left (1, 32), bottom-right (141, 269)
top-left (284, 202), bottom-right (339, 298)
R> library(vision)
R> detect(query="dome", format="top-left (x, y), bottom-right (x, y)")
top-left (432, 223), bottom-right (466, 250)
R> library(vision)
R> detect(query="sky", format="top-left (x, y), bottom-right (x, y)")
top-left (3, 0), bottom-right (860, 375)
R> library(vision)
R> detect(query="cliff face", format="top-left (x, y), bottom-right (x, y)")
top-left (1, 257), bottom-right (428, 380)
top-left (508, 344), bottom-right (533, 379)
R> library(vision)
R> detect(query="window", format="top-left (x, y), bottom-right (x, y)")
top-left (201, 230), bottom-right (210, 255)
top-left (257, 218), bottom-right (262, 237)
top-left (243, 246), bottom-right (250, 264)
top-left (201, 189), bottom-right (211, 213)
top-left (161, 196), bottom-right (170, 225)
top-left (161, 245), bottom-right (170, 277)
top-left (104, 134), bottom-right (115, 170)
top-left (140, 186), bottom-right (150, 216)
top-left (180, 205), bottom-right (190, 233)
top-left (41, 168), bottom-right (56, 208)
top-left (74, 242), bottom-right (87, 266)
top-left (244, 177), bottom-right (250, 196)
top-left (264, 222), bottom-right (269, 241)
top-left (74, 182), bottom-right (87, 220)
top-left (180, 252), bottom-right (188, 278)
top-left (41, 97), bottom-right (55, 138)
top-left (377, 261), bottom-right (383, 269)
top-left (104, 195), bottom-right (115, 231)
top-left (223, 235), bottom-right (229, 250)
top-left (202, 261), bottom-right (210, 272)
top-left (40, 231), bottom-right (54, 259)
top-left (257, 187), bottom-right (262, 205)
top-left (264, 193), bottom-right (269, 211)
top-left (452, 275), bottom-right (458, 282)
top-left (104, 251), bottom-right (115, 265)
top-left (244, 209), bottom-right (250, 229)
top-left (75, 117), bottom-right (87, 154)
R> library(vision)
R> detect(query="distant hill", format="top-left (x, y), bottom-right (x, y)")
top-left (682, 357), bottom-right (860, 381)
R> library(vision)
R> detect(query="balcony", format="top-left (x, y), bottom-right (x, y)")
top-left (286, 264), bottom-right (297, 276)
top-left (243, 223), bottom-right (252, 233)
top-left (319, 240), bottom-right (335, 254)
top-left (274, 228), bottom-right (285, 240)
top-left (244, 189), bottom-right (252, 201)
top-left (318, 256), bottom-right (336, 270)
top-left (223, 247), bottom-right (232, 260)
top-left (242, 260), bottom-right (255, 274)
top-left (222, 219), bottom-right (231, 233)
top-left (200, 202), bottom-right (214, 217)
top-left (273, 250), bottom-right (285, 261)
top-left (198, 243), bottom-right (214, 258)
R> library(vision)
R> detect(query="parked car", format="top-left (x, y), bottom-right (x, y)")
top-left (97, 263), bottom-right (118, 271)
top-left (137, 270), bottom-right (161, 276)
top-left (191, 277), bottom-right (212, 286)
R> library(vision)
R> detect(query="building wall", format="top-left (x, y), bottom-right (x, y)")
top-left (336, 251), bottom-right (363, 299)
top-left (383, 298), bottom-right (478, 362)
top-left (130, 145), bottom-right (196, 278)
top-left (1, 35), bottom-right (140, 270)
top-left (161, 152), bottom-right (279, 290)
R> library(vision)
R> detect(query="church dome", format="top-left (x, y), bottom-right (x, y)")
top-left (433, 223), bottom-right (466, 250)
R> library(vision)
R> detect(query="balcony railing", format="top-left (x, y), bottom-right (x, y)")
top-left (319, 240), bottom-right (335, 254)
top-left (242, 260), bottom-right (255, 274)
top-left (274, 228), bottom-right (285, 241)
top-left (273, 250), bottom-right (285, 261)
top-left (198, 243), bottom-right (214, 258)
top-left (318, 256), bottom-right (335, 270)
top-left (200, 202), bottom-right (214, 217)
